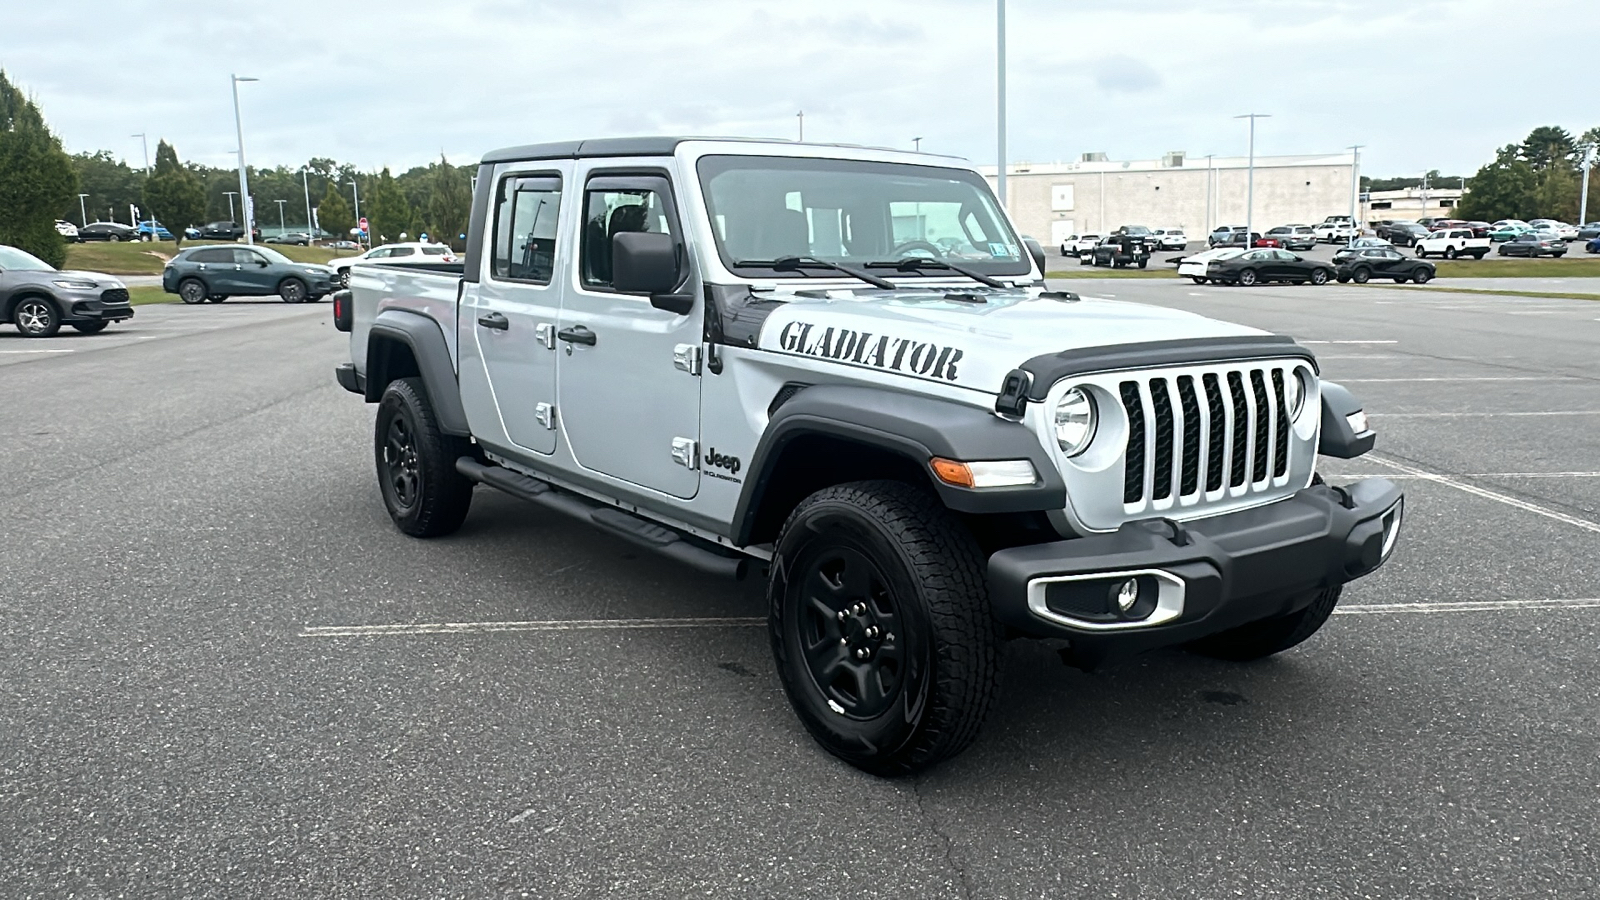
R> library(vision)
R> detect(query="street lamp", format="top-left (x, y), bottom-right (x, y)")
top-left (131, 133), bottom-right (150, 174)
top-left (300, 165), bottom-right (314, 238)
top-left (796, 110), bottom-right (804, 142)
top-left (913, 137), bottom-right (922, 152)
top-left (343, 179), bottom-right (363, 247)
top-left (996, 0), bottom-right (1007, 213)
top-left (77, 193), bottom-right (90, 227)
top-left (1581, 145), bottom-right (1595, 227)
top-left (1203, 154), bottom-right (1215, 234)
top-left (1347, 144), bottom-right (1364, 247)
top-left (231, 74), bottom-right (259, 244)
top-left (1235, 114), bottom-right (1270, 248)
top-left (275, 199), bottom-right (287, 235)
top-left (223, 191), bottom-right (239, 222)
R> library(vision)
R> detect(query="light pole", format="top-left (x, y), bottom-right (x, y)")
top-left (275, 199), bottom-right (287, 235)
top-left (1581, 145), bottom-right (1594, 226)
top-left (77, 193), bottom-right (89, 227)
top-left (796, 110), bottom-right (804, 142)
top-left (913, 137), bottom-right (922, 152)
top-left (1235, 114), bottom-right (1270, 248)
top-left (1347, 144), bottom-right (1363, 246)
top-left (301, 166), bottom-right (314, 237)
top-left (231, 74), bottom-right (259, 244)
top-left (1204, 154), bottom-right (1215, 234)
top-left (224, 191), bottom-right (239, 222)
top-left (345, 180), bottom-right (363, 247)
top-left (1420, 170), bottom-right (1430, 221)
top-left (996, 0), bottom-right (1007, 214)
top-left (131, 133), bottom-right (150, 174)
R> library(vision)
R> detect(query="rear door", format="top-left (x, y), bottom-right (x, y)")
top-left (554, 167), bottom-right (702, 500)
top-left (232, 248), bottom-right (274, 293)
top-left (463, 169), bottom-right (568, 455)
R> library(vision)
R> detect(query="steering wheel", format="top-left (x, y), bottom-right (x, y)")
top-left (889, 240), bottom-right (945, 260)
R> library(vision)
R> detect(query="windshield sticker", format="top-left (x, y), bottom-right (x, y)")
top-left (988, 242), bottom-right (1010, 257)
top-left (777, 321), bottom-right (963, 382)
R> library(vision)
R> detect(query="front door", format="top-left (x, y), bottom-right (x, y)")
top-left (232, 248), bottom-right (273, 293)
top-left (463, 169), bottom-right (567, 455)
top-left (555, 169), bottom-right (702, 500)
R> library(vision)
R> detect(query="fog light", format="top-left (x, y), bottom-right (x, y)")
top-left (1113, 578), bottom-right (1139, 613)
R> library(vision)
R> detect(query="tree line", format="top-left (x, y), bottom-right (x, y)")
top-left (1456, 125), bottom-right (1600, 224)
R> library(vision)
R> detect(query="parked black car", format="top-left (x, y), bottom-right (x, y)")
top-left (77, 222), bottom-right (139, 242)
top-left (1206, 248), bottom-right (1335, 286)
top-left (1386, 223), bottom-right (1432, 246)
top-left (0, 243), bottom-right (133, 336)
top-left (1496, 232), bottom-right (1567, 258)
top-left (1373, 220), bottom-right (1418, 242)
top-left (1335, 247), bottom-right (1436, 283)
top-left (191, 221), bottom-right (247, 241)
top-left (161, 244), bottom-right (335, 304)
top-left (1085, 233), bottom-right (1150, 268)
top-left (1332, 237), bottom-right (1395, 263)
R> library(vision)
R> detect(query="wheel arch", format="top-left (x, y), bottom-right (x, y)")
top-left (364, 309), bottom-right (470, 436)
top-left (730, 384), bottom-right (1066, 546)
top-left (3, 290), bottom-right (60, 322)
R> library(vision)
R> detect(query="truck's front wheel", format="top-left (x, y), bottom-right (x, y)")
top-left (770, 481), bottom-right (1000, 775)
top-left (1186, 586), bottom-right (1342, 661)
top-left (374, 377), bottom-right (474, 537)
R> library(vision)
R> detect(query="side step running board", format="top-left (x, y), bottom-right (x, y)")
top-left (455, 457), bottom-right (750, 580)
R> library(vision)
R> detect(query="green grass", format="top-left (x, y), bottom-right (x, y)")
top-left (67, 240), bottom-right (357, 275)
top-left (1379, 285), bottom-right (1600, 302)
top-left (128, 286), bottom-right (173, 305)
top-left (1045, 267), bottom-right (1177, 279)
top-left (1431, 256), bottom-right (1600, 278)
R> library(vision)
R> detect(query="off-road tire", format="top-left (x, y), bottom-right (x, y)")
top-left (71, 321), bottom-right (109, 334)
top-left (1185, 586), bottom-right (1342, 661)
top-left (374, 377), bottom-right (474, 538)
top-left (13, 297), bottom-right (60, 337)
top-left (770, 480), bottom-right (1001, 776)
top-left (178, 279), bottom-right (208, 304)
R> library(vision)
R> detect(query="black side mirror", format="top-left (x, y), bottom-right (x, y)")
top-left (1021, 236), bottom-right (1046, 277)
top-left (256, 260), bottom-right (269, 267)
top-left (612, 231), bottom-right (691, 313)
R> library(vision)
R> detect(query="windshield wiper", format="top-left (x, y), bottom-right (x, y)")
top-left (868, 257), bottom-right (1007, 289)
top-left (733, 256), bottom-right (897, 290)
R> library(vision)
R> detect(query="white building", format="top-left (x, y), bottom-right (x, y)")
top-left (1362, 186), bottom-right (1463, 223)
top-left (982, 151), bottom-right (1358, 247)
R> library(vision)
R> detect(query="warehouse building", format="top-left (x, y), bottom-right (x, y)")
top-left (981, 151), bottom-right (1357, 247)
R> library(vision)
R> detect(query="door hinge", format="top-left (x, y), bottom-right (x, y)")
top-left (535, 402), bottom-right (556, 429)
top-left (536, 323), bottom-right (556, 350)
top-left (671, 437), bottom-right (698, 469)
top-left (673, 343), bottom-right (702, 375)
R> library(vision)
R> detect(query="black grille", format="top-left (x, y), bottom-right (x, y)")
top-left (101, 288), bottom-right (129, 305)
top-left (1202, 373), bottom-right (1226, 492)
top-left (1149, 378), bottom-right (1174, 501)
top-left (1120, 365), bottom-right (1297, 508)
top-left (1176, 376), bottom-right (1201, 496)
top-left (1120, 381), bottom-right (1145, 504)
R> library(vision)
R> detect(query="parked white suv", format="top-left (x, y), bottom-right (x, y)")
top-left (1068, 233), bottom-right (1100, 257)
top-left (1313, 218), bottom-right (1359, 244)
top-left (1413, 228), bottom-right (1490, 260)
top-left (1151, 228), bottom-right (1187, 250)
top-left (329, 242), bottom-right (458, 288)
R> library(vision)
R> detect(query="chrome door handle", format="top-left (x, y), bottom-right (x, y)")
top-left (477, 312), bottom-right (509, 330)
top-left (557, 325), bottom-right (596, 346)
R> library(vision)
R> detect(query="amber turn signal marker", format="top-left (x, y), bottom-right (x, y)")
top-left (929, 457), bottom-right (975, 488)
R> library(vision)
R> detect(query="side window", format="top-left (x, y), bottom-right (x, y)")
top-left (233, 249), bottom-right (265, 266)
top-left (580, 185), bottom-right (675, 289)
top-left (389, 247), bottom-right (416, 257)
top-left (492, 176), bottom-right (562, 283)
top-left (190, 248), bottom-right (229, 263)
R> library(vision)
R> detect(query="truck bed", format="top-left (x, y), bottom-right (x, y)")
top-left (348, 262), bottom-right (464, 376)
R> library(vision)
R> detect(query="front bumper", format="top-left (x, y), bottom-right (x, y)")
top-left (63, 291), bottom-right (135, 323)
top-left (988, 478), bottom-right (1403, 668)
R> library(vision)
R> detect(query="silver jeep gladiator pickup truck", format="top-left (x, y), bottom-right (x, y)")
top-left (334, 137), bottom-right (1404, 775)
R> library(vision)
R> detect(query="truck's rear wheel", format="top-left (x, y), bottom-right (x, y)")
top-left (1185, 586), bottom-right (1342, 661)
top-left (374, 377), bottom-right (474, 538)
top-left (770, 480), bottom-right (1000, 776)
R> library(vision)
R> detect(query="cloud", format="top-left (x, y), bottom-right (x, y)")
top-left (1093, 55), bottom-right (1162, 94)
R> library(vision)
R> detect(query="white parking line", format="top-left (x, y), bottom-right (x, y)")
top-left (301, 616), bottom-right (765, 637)
top-left (1367, 456), bottom-right (1600, 534)
top-left (1333, 472), bottom-right (1600, 479)
top-left (0, 348), bottom-right (74, 354)
top-left (1372, 411), bottom-right (1600, 418)
top-left (1336, 598), bottom-right (1600, 614)
top-left (1341, 377), bottom-right (1577, 383)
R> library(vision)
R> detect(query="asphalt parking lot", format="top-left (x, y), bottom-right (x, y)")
top-left (3, 284), bottom-right (1598, 898)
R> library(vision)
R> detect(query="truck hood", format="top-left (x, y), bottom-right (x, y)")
top-left (754, 285), bottom-right (1269, 394)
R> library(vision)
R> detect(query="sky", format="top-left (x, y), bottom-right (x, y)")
top-left (3, 0), bottom-right (1595, 178)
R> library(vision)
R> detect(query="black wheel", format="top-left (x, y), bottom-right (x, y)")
top-left (1351, 267), bottom-right (1371, 284)
top-left (1444, 247), bottom-right (1457, 259)
top-left (374, 377), bottom-right (474, 537)
top-left (1191, 276), bottom-right (1207, 285)
top-left (278, 278), bottom-right (308, 304)
top-left (178, 280), bottom-right (208, 305)
top-left (338, 270), bottom-right (351, 289)
top-left (1137, 259), bottom-right (1147, 269)
top-left (206, 295), bottom-right (227, 303)
top-left (1238, 268), bottom-right (1258, 286)
top-left (71, 321), bottom-right (109, 334)
top-left (1413, 268), bottom-right (1432, 284)
top-left (1553, 252), bottom-right (1566, 258)
top-left (1079, 254), bottom-right (1091, 266)
top-left (1310, 268), bottom-right (1330, 285)
top-left (108, 234), bottom-right (121, 243)
top-left (1186, 587), bottom-right (1342, 661)
top-left (1414, 249), bottom-right (1426, 258)
top-left (770, 480), bottom-right (1000, 775)
top-left (12, 297), bottom-right (60, 337)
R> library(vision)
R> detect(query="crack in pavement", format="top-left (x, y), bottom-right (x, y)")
top-left (910, 776), bottom-right (975, 900)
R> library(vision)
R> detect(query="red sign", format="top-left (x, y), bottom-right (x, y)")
top-left (358, 217), bottom-right (369, 232)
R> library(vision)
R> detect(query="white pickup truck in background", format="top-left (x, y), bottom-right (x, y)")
top-left (1313, 216), bottom-right (1359, 244)
top-left (1413, 228), bottom-right (1491, 260)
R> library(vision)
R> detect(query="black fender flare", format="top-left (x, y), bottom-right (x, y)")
top-left (1318, 380), bottom-right (1376, 458)
top-left (730, 384), bottom-right (1066, 545)
top-left (365, 308), bottom-right (470, 436)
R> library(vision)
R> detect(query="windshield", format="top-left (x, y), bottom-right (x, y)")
top-left (697, 155), bottom-right (1029, 278)
top-left (0, 246), bottom-right (55, 271)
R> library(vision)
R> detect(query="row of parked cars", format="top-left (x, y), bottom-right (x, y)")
top-left (54, 219), bottom-right (264, 243)
top-left (1175, 242), bottom-right (1437, 287)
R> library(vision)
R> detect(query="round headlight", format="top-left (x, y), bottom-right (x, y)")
top-left (1053, 387), bottom-right (1098, 456)
top-left (1285, 369), bottom-right (1311, 420)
